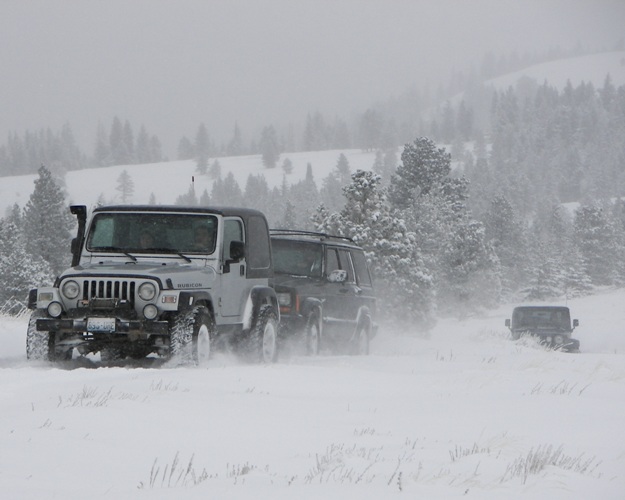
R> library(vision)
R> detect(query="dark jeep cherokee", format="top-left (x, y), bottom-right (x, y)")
top-left (270, 230), bottom-right (376, 355)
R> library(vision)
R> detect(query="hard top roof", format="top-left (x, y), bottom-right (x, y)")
top-left (93, 205), bottom-right (266, 218)
top-left (512, 305), bottom-right (571, 312)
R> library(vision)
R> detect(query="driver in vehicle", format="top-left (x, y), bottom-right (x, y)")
top-left (192, 225), bottom-right (214, 252)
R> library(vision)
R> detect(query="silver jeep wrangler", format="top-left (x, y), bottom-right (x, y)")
top-left (27, 205), bottom-right (279, 365)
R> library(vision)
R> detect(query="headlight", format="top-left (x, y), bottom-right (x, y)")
top-left (143, 304), bottom-right (158, 320)
top-left (47, 301), bottom-right (63, 318)
top-left (553, 334), bottom-right (565, 345)
top-left (138, 282), bottom-right (157, 301)
top-left (61, 280), bottom-right (80, 299)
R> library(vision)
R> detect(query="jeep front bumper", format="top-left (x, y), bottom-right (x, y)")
top-left (36, 318), bottom-right (169, 336)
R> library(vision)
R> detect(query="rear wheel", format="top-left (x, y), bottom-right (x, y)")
top-left (305, 309), bottom-right (321, 356)
top-left (351, 322), bottom-right (370, 355)
top-left (250, 306), bottom-right (278, 363)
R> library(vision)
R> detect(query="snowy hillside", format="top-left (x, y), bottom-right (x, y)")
top-left (1, 287), bottom-right (624, 499)
top-left (487, 51), bottom-right (625, 91)
top-left (0, 149), bottom-right (380, 217)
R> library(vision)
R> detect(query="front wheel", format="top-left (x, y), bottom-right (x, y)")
top-left (26, 310), bottom-right (53, 360)
top-left (170, 306), bottom-right (214, 366)
top-left (26, 310), bottom-right (71, 361)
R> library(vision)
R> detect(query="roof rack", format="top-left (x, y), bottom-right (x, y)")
top-left (269, 228), bottom-right (354, 243)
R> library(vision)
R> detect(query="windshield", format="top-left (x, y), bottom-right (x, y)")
top-left (512, 307), bottom-right (571, 329)
top-left (271, 239), bottom-right (323, 278)
top-left (86, 212), bottom-right (218, 255)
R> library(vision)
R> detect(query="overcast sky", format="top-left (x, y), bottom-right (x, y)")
top-left (1, 0), bottom-right (624, 156)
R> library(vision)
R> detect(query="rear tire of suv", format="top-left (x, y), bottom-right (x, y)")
top-left (351, 322), bottom-right (370, 355)
top-left (305, 309), bottom-right (321, 356)
top-left (251, 305), bottom-right (278, 363)
top-left (170, 306), bottom-right (213, 366)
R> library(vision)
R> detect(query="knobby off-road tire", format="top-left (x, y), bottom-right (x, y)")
top-left (249, 305), bottom-right (279, 363)
top-left (26, 310), bottom-right (71, 361)
top-left (305, 309), bottom-right (321, 356)
top-left (26, 310), bottom-right (53, 361)
top-left (169, 306), bottom-right (214, 366)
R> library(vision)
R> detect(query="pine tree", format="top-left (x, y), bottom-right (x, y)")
top-left (22, 166), bottom-right (74, 277)
top-left (260, 125), bottom-right (280, 168)
top-left (109, 116), bottom-right (125, 165)
top-left (115, 169), bottom-right (134, 204)
top-left (574, 205), bottom-right (623, 285)
top-left (136, 125), bottom-right (151, 163)
top-left (0, 217), bottom-right (53, 310)
top-left (227, 122), bottom-right (244, 156)
top-left (388, 136), bottom-right (452, 209)
top-left (122, 120), bottom-right (135, 164)
top-left (281, 157), bottom-right (293, 175)
top-left (195, 123), bottom-right (210, 174)
top-left (94, 122), bottom-right (110, 166)
top-left (177, 136), bottom-right (195, 160)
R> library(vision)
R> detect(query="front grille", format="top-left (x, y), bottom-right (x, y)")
top-left (82, 279), bottom-right (137, 306)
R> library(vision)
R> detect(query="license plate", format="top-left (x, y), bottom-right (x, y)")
top-left (87, 317), bottom-right (116, 333)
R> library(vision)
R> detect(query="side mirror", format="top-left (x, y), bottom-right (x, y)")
top-left (573, 319), bottom-right (579, 328)
top-left (505, 319), bottom-right (511, 328)
top-left (327, 269), bottom-right (347, 283)
top-left (223, 240), bottom-right (245, 274)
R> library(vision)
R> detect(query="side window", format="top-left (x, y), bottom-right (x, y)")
top-left (325, 248), bottom-right (340, 277)
top-left (351, 250), bottom-right (372, 286)
top-left (338, 249), bottom-right (355, 283)
top-left (223, 219), bottom-right (243, 260)
top-left (247, 215), bottom-right (271, 270)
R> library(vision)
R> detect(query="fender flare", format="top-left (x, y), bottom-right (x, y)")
top-left (243, 286), bottom-right (279, 330)
top-left (299, 297), bottom-right (323, 318)
top-left (177, 291), bottom-right (215, 315)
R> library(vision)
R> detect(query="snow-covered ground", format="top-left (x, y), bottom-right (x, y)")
top-left (1, 288), bottom-right (624, 499)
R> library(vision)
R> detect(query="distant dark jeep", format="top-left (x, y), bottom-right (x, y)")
top-left (505, 305), bottom-right (580, 352)
top-left (270, 230), bottom-right (376, 355)
top-left (27, 205), bottom-right (279, 365)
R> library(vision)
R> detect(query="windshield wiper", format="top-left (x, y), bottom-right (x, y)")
top-left (145, 247), bottom-right (193, 263)
top-left (93, 246), bottom-right (137, 261)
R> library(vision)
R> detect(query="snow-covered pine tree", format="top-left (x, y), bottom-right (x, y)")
top-left (0, 216), bottom-right (52, 311)
top-left (484, 195), bottom-right (529, 297)
top-left (22, 166), bottom-right (74, 277)
top-left (388, 136), bottom-right (451, 209)
top-left (574, 205), bottom-right (623, 285)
